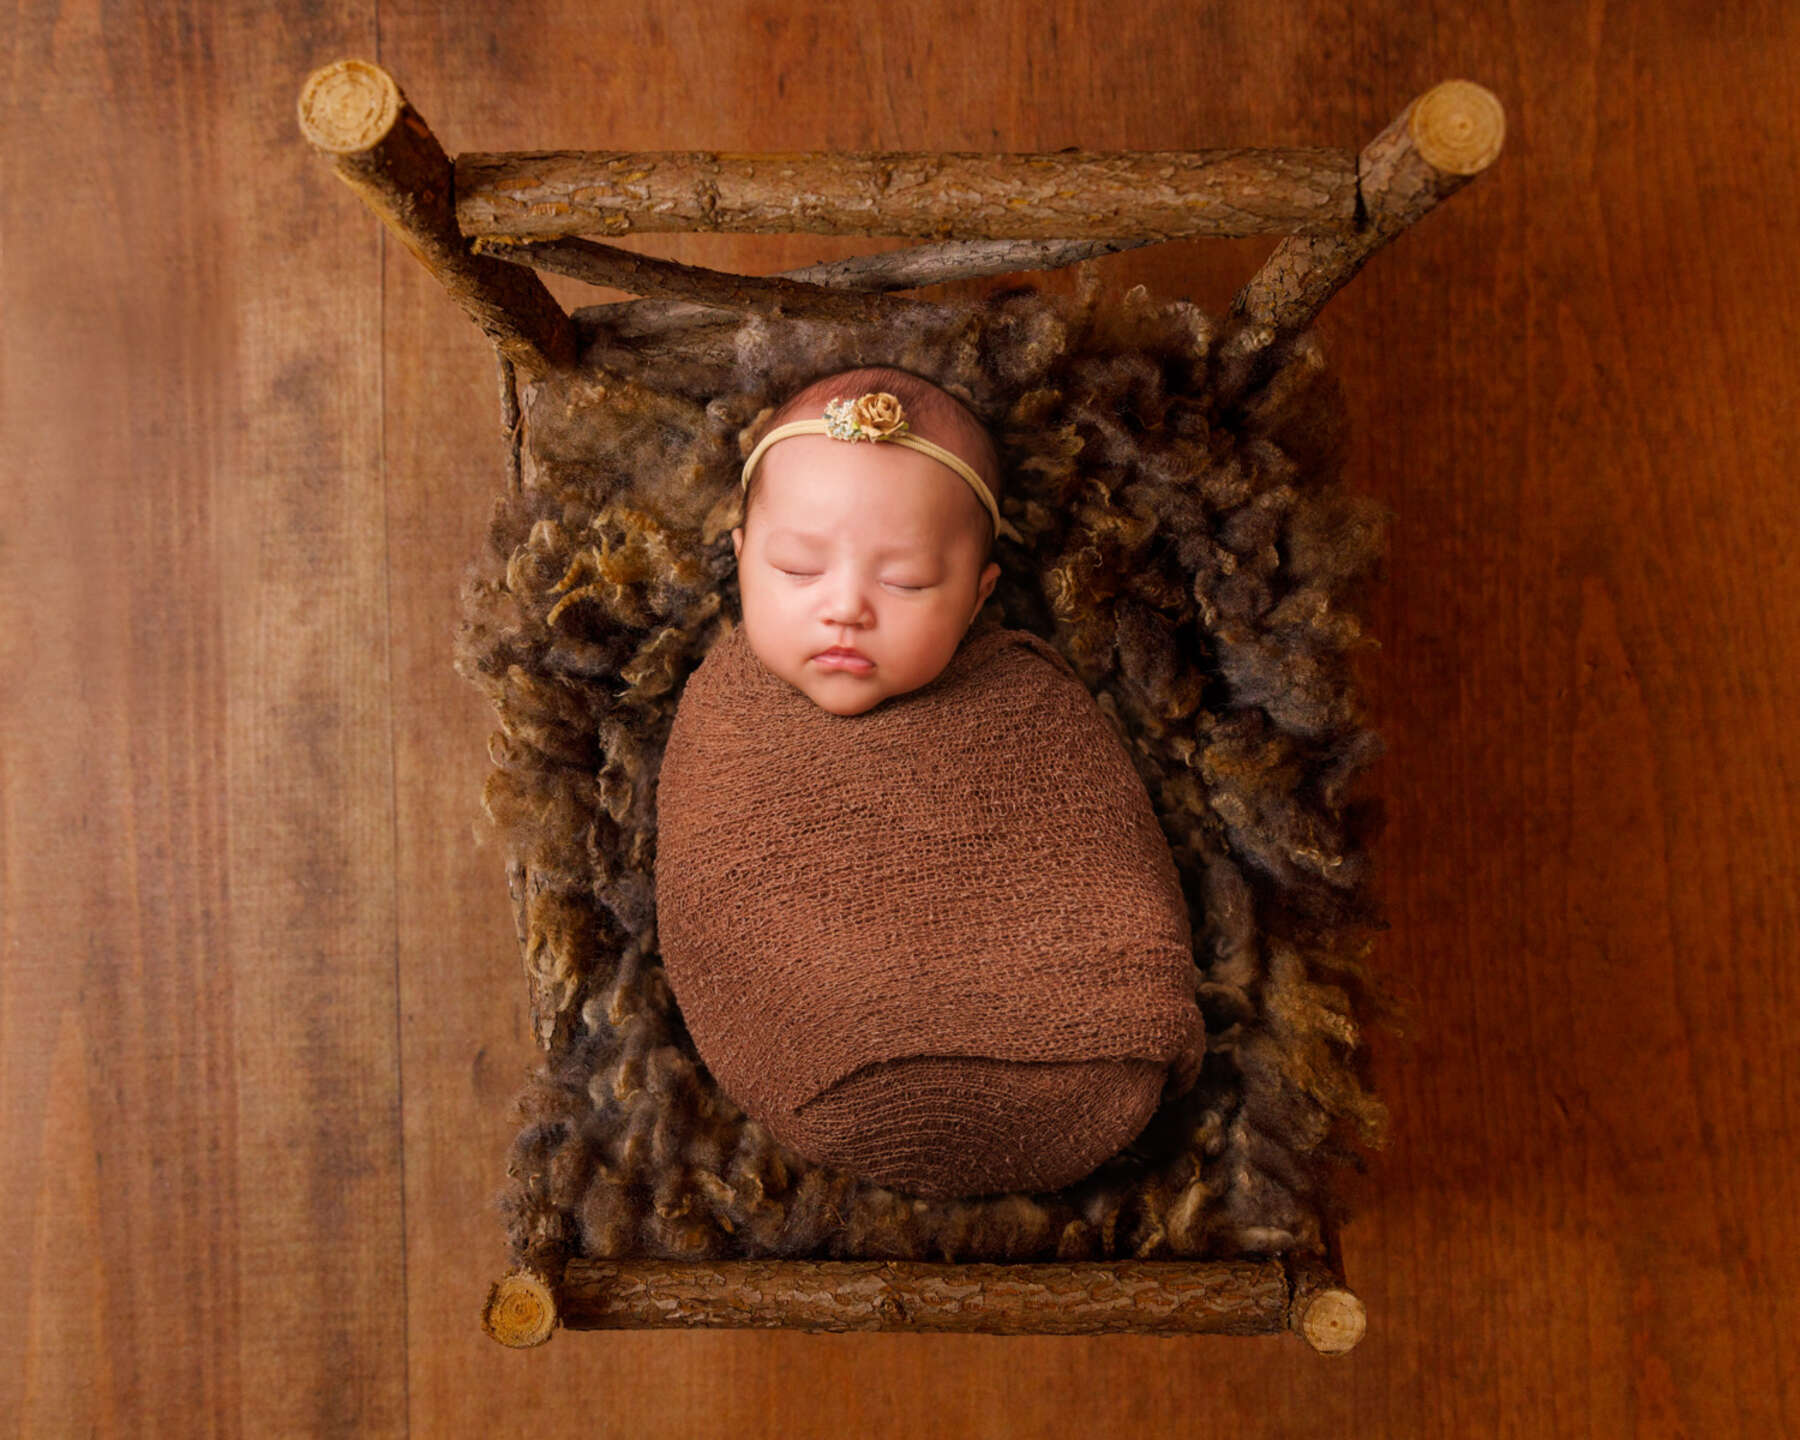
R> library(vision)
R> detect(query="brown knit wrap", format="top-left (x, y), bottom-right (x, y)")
top-left (653, 613), bottom-right (1205, 1197)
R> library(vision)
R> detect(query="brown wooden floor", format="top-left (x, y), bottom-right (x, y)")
top-left (4, 2), bottom-right (1796, 1435)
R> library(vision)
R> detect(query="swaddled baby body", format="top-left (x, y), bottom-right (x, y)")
top-left (653, 366), bottom-right (1205, 1199)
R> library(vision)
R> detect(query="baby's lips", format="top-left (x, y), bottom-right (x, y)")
top-left (813, 651), bottom-right (874, 676)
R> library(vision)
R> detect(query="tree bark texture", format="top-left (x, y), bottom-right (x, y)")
top-left (568, 236), bottom-right (1158, 337)
top-left (472, 235), bottom-right (943, 326)
top-left (542, 1258), bottom-right (1297, 1337)
top-left (297, 59), bottom-right (577, 374)
top-left (453, 148), bottom-right (1359, 242)
top-left (1232, 79), bottom-right (1506, 335)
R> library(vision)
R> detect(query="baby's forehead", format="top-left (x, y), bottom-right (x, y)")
top-left (763, 520), bottom-right (949, 555)
top-left (757, 488), bottom-right (956, 555)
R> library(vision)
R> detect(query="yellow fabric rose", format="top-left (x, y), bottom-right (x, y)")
top-left (850, 392), bottom-right (908, 439)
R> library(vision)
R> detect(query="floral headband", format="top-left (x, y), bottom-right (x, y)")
top-left (739, 391), bottom-right (1023, 545)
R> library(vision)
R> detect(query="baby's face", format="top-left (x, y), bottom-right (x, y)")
top-left (731, 433), bottom-right (1001, 716)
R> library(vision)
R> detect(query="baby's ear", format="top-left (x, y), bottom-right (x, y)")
top-left (978, 559), bottom-right (1000, 604)
top-left (731, 527), bottom-right (743, 558)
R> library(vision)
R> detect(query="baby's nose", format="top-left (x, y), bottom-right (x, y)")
top-left (822, 575), bottom-right (874, 623)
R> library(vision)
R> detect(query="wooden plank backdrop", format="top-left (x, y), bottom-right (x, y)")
top-left (3, 2), bottom-right (1795, 1435)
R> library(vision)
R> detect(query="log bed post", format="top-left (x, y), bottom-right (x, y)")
top-left (1231, 79), bottom-right (1505, 337)
top-left (297, 59), bottom-right (577, 375)
top-left (1284, 1223), bottom-right (1368, 1356)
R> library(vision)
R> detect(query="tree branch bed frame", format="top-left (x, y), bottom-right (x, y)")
top-left (298, 60), bottom-right (1503, 1355)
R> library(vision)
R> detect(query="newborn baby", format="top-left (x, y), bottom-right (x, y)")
top-left (655, 365), bottom-right (1205, 1199)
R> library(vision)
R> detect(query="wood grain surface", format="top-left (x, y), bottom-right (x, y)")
top-left (3, 2), bottom-right (1795, 1436)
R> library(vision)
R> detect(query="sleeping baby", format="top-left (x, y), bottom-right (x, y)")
top-left (653, 364), bottom-right (1206, 1200)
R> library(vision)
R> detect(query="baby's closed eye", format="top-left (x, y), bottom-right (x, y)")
top-left (775, 567), bottom-right (932, 592)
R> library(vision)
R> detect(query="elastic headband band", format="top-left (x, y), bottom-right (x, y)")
top-left (739, 392), bottom-right (1023, 546)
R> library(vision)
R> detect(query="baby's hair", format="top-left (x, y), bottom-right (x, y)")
top-left (742, 365), bottom-right (1005, 559)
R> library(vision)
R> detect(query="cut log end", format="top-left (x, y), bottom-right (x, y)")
top-left (298, 58), bottom-right (402, 155)
top-left (1408, 80), bottom-right (1506, 177)
top-left (1297, 1286), bottom-right (1367, 1356)
top-left (482, 1270), bottom-right (558, 1348)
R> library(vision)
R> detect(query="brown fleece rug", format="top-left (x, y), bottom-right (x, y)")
top-left (462, 277), bottom-right (1397, 1265)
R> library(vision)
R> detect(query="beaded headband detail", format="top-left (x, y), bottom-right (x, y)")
top-left (740, 391), bottom-right (1022, 546)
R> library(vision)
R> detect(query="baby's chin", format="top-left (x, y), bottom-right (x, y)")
top-left (802, 679), bottom-right (893, 717)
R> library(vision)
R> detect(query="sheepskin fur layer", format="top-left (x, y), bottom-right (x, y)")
top-left (456, 271), bottom-right (1397, 1266)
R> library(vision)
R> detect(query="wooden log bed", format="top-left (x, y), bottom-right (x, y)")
top-left (299, 57), bottom-right (1502, 1354)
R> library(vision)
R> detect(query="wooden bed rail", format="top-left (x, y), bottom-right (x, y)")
top-left (481, 1248), bottom-right (1366, 1353)
top-left (298, 59), bottom-right (1503, 374)
top-left (451, 148), bottom-right (1360, 241)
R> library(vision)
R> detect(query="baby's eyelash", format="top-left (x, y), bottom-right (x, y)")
top-left (774, 567), bottom-right (927, 592)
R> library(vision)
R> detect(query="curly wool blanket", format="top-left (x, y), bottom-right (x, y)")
top-left (654, 612), bottom-right (1207, 1197)
top-left (474, 282), bottom-right (1396, 1263)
